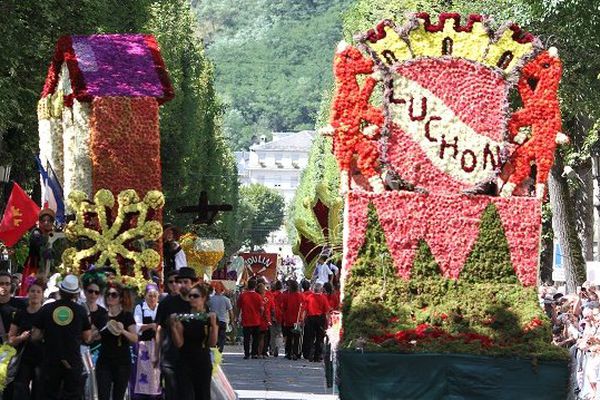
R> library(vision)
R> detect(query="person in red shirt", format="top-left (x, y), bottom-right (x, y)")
top-left (281, 280), bottom-right (304, 360)
top-left (256, 283), bottom-right (271, 359)
top-left (236, 279), bottom-right (263, 359)
top-left (324, 282), bottom-right (340, 311)
top-left (268, 281), bottom-right (284, 357)
top-left (302, 283), bottom-right (331, 362)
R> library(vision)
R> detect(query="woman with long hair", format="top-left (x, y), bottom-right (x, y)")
top-left (171, 284), bottom-right (218, 400)
top-left (131, 283), bottom-right (161, 399)
top-left (8, 277), bottom-right (45, 400)
top-left (96, 282), bottom-right (137, 400)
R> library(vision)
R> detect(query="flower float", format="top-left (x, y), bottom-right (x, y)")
top-left (180, 233), bottom-right (225, 279)
top-left (330, 12), bottom-right (568, 368)
top-left (60, 188), bottom-right (164, 293)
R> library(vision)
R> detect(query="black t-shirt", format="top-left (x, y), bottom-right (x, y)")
top-left (34, 299), bottom-right (91, 367)
top-left (0, 297), bottom-right (27, 341)
top-left (97, 311), bottom-right (135, 364)
top-left (88, 306), bottom-right (109, 352)
top-left (12, 308), bottom-right (43, 363)
top-left (182, 319), bottom-right (211, 358)
top-left (155, 294), bottom-right (191, 365)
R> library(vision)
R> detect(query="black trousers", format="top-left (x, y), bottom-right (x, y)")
top-left (217, 321), bottom-right (227, 353)
top-left (40, 360), bottom-right (84, 400)
top-left (12, 359), bottom-right (42, 400)
top-left (182, 354), bottom-right (212, 400)
top-left (303, 315), bottom-right (326, 360)
top-left (283, 325), bottom-right (300, 357)
top-left (161, 362), bottom-right (193, 400)
top-left (96, 359), bottom-right (131, 400)
top-left (242, 326), bottom-right (260, 357)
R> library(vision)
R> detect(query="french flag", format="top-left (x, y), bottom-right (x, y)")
top-left (35, 156), bottom-right (65, 224)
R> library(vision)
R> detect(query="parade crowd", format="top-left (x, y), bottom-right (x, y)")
top-left (543, 283), bottom-right (600, 400)
top-left (0, 206), bottom-right (341, 400)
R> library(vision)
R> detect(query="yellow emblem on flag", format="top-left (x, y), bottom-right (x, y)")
top-left (11, 207), bottom-right (22, 227)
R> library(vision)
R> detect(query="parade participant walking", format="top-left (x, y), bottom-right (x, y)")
top-left (281, 280), bottom-right (304, 360)
top-left (171, 284), bottom-right (218, 400)
top-left (155, 267), bottom-right (195, 400)
top-left (302, 283), bottom-right (330, 362)
top-left (96, 283), bottom-right (137, 400)
top-left (236, 279), bottom-right (263, 359)
top-left (0, 271), bottom-right (26, 344)
top-left (162, 270), bottom-right (180, 299)
top-left (81, 271), bottom-right (109, 360)
top-left (208, 281), bottom-right (233, 353)
top-left (32, 275), bottom-right (92, 400)
top-left (256, 283), bottom-right (272, 359)
top-left (323, 282), bottom-right (340, 311)
top-left (269, 280), bottom-right (284, 357)
top-left (8, 277), bottom-right (45, 400)
top-left (131, 283), bottom-right (161, 399)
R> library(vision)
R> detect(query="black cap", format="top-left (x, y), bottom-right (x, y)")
top-left (176, 267), bottom-right (197, 281)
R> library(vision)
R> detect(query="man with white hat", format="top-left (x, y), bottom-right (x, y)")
top-left (32, 274), bottom-right (91, 400)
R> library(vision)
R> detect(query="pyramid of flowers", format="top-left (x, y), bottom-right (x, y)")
top-left (330, 13), bottom-right (569, 360)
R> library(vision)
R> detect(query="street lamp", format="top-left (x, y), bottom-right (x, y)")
top-left (591, 142), bottom-right (600, 261)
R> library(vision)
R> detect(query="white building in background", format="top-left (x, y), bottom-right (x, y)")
top-left (235, 130), bottom-right (315, 254)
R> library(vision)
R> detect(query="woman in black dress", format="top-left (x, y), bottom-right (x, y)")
top-left (96, 282), bottom-right (138, 400)
top-left (8, 277), bottom-right (45, 400)
top-left (171, 284), bottom-right (218, 400)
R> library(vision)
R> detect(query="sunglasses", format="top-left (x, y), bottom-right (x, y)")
top-left (86, 289), bottom-right (100, 295)
top-left (188, 293), bottom-right (202, 299)
top-left (107, 291), bottom-right (120, 298)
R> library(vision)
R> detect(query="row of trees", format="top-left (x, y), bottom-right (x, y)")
top-left (291, 0), bottom-right (599, 292)
top-left (0, 0), bottom-right (284, 256)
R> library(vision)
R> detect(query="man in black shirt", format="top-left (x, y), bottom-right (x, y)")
top-left (32, 274), bottom-right (91, 400)
top-left (155, 267), bottom-right (194, 400)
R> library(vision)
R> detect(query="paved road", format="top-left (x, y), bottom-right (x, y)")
top-left (221, 345), bottom-right (338, 400)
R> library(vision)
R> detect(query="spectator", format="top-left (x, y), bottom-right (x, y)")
top-left (311, 256), bottom-right (333, 285)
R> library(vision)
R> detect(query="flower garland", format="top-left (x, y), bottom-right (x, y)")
top-left (60, 188), bottom-right (164, 293)
top-left (89, 97), bottom-right (162, 196)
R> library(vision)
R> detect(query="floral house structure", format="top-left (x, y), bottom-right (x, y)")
top-left (329, 13), bottom-right (569, 399)
top-left (36, 34), bottom-right (174, 289)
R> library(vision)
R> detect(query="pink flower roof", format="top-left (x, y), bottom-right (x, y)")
top-left (41, 34), bottom-right (174, 104)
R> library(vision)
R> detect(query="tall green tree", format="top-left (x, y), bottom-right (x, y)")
top-left (239, 184), bottom-right (285, 249)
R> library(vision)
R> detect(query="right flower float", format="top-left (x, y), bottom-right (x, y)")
top-left (330, 13), bottom-right (570, 399)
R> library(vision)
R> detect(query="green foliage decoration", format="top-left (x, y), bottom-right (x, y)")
top-left (342, 205), bottom-right (568, 360)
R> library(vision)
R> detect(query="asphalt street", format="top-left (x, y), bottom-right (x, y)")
top-left (221, 345), bottom-right (338, 400)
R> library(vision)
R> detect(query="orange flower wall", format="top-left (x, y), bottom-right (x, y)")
top-left (90, 97), bottom-right (162, 197)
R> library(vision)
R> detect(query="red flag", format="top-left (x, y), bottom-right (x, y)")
top-left (0, 183), bottom-right (40, 247)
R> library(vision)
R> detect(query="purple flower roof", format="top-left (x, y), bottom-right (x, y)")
top-left (42, 34), bottom-right (174, 104)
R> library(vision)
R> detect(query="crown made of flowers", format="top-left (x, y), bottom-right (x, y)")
top-left (356, 13), bottom-right (541, 76)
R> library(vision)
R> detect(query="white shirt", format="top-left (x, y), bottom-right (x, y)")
top-left (134, 301), bottom-right (158, 334)
top-left (174, 246), bottom-right (187, 270)
top-left (314, 262), bottom-right (333, 284)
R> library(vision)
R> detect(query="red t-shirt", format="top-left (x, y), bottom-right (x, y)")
top-left (281, 292), bottom-right (304, 327)
top-left (270, 290), bottom-right (283, 322)
top-left (259, 293), bottom-right (272, 331)
top-left (306, 292), bottom-right (330, 317)
top-left (327, 292), bottom-right (340, 311)
top-left (237, 290), bottom-right (263, 327)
